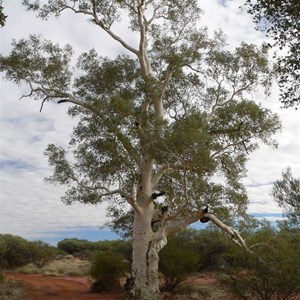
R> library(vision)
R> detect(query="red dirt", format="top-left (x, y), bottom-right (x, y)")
top-left (7, 273), bottom-right (123, 300)
top-left (6, 272), bottom-right (300, 300)
top-left (186, 272), bottom-right (217, 285)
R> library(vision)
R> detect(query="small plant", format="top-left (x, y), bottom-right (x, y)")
top-left (159, 235), bottom-right (202, 291)
top-left (89, 252), bottom-right (129, 292)
top-left (0, 276), bottom-right (24, 300)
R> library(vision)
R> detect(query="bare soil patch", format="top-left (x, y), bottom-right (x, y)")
top-left (6, 273), bottom-right (123, 300)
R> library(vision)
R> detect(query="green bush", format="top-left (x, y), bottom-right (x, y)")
top-left (0, 234), bottom-right (32, 270)
top-left (0, 234), bottom-right (60, 271)
top-left (57, 238), bottom-right (89, 255)
top-left (89, 252), bottom-right (129, 292)
top-left (57, 238), bottom-right (127, 259)
top-left (222, 225), bottom-right (300, 300)
top-left (194, 229), bottom-right (230, 270)
top-left (29, 240), bottom-right (59, 269)
top-left (159, 234), bottom-right (202, 291)
top-left (113, 239), bottom-right (132, 262)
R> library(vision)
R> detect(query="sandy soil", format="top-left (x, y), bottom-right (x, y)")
top-left (7, 273), bottom-right (123, 300)
top-left (8, 273), bottom-right (299, 300)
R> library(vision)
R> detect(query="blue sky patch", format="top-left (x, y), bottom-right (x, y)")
top-left (37, 228), bottom-right (121, 246)
top-left (0, 159), bottom-right (33, 170)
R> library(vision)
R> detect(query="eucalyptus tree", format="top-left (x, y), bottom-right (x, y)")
top-left (244, 0), bottom-right (300, 108)
top-left (272, 168), bottom-right (300, 226)
top-left (0, 0), bottom-right (281, 298)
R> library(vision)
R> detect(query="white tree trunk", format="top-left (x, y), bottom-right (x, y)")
top-left (147, 227), bottom-right (167, 292)
top-left (132, 211), bottom-right (154, 298)
top-left (132, 212), bottom-right (168, 299)
top-left (131, 155), bottom-right (164, 299)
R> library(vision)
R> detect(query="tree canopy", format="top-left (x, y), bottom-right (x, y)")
top-left (244, 0), bottom-right (300, 108)
top-left (272, 167), bottom-right (300, 226)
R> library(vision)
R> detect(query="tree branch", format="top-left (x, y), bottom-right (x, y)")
top-left (23, 78), bottom-right (142, 166)
top-left (151, 163), bottom-right (180, 188)
top-left (127, 180), bottom-right (143, 215)
top-left (58, 0), bottom-right (139, 56)
top-left (137, 0), bottom-right (151, 77)
top-left (113, 127), bottom-right (141, 167)
top-left (205, 213), bottom-right (252, 252)
top-left (165, 210), bottom-right (252, 254)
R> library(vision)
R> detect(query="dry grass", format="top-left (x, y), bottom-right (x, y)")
top-left (163, 273), bottom-right (235, 300)
top-left (17, 257), bottom-right (91, 277)
top-left (0, 278), bottom-right (24, 300)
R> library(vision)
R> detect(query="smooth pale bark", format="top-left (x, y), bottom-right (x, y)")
top-left (132, 211), bottom-right (155, 298)
top-left (132, 212), bottom-right (168, 299)
top-left (147, 227), bottom-right (167, 293)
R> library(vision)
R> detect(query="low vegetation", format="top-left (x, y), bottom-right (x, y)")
top-left (159, 235), bottom-right (202, 291)
top-left (0, 272), bottom-right (24, 300)
top-left (0, 222), bottom-right (299, 299)
top-left (221, 224), bottom-right (300, 300)
top-left (89, 252), bottom-right (129, 292)
top-left (0, 234), bottom-right (60, 270)
top-left (17, 257), bottom-right (91, 277)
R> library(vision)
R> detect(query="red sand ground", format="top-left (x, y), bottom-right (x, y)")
top-left (7, 273), bottom-right (122, 300)
top-left (7, 273), bottom-right (299, 300)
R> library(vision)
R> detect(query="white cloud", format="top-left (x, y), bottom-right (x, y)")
top-left (0, 0), bottom-right (299, 240)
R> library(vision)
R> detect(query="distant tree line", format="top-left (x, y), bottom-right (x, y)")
top-left (0, 234), bottom-right (60, 270)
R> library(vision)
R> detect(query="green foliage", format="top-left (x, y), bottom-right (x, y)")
top-left (0, 1), bottom-right (6, 27)
top-left (271, 167), bottom-right (300, 226)
top-left (57, 238), bottom-right (90, 255)
top-left (245, 0), bottom-right (300, 107)
top-left (89, 252), bottom-right (129, 292)
top-left (159, 233), bottom-right (202, 291)
top-left (193, 229), bottom-right (230, 270)
top-left (105, 202), bottom-right (135, 239)
top-left (29, 240), bottom-right (59, 269)
top-left (0, 35), bottom-right (73, 91)
top-left (222, 225), bottom-right (300, 300)
top-left (0, 234), bottom-right (32, 270)
top-left (57, 238), bottom-right (130, 260)
top-left (0, 234), bottom-right (59, 271)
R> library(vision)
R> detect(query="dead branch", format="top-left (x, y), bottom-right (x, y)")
top-left (205, 213), bottom-right (253, 253)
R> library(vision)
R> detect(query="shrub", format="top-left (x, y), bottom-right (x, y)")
top-left (0, 234), bottom-right (32, 270)
top-left (57, 238), bottom-right (128, 259)
top-left (17, 263), bottom-right (40, 274)
top-left (29, 240), bottom-right (58, 268)
top-left (57, 239), bottom-right (88, 255)
top-left (159, 235), bottom-right (202, 291)
top-left (222, 226), bottom-right (300, 300)
top-left (89, 252), bottom-right (129, 292)
top-left (194, 229), bottom-right (230, 270)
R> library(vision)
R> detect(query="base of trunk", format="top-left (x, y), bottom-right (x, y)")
top-left (134, 285), bottom-right (162, 300)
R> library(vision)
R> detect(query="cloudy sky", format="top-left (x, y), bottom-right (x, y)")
top-left (0, 0), bottom-right (299, 245)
